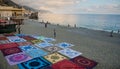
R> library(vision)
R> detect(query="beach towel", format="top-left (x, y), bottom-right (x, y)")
top-left (52, 59), bottom-right (85, 69)
top-left (58, 48), bottom-right (82, 58)
top-left (35, 42), bottom-right (53, 48)
top-left (0, 40), bottom-right (10, 44)
top-left (70, 56), bottom-right (98, 69)
top-left (4, 34), bottom-right (14, 36)
top-left (43, 37), bottom-right (56, 42)
top-left (17, 42), bottom-right (32, 46)
top-left (55, 42), bottom-right (74, 48)
top-left (0, 43), bottom-right (19, 50)
top-left (20, 36), bottom-right (36, 41)
top-left (7, 36), bottom-right (26, 42)
top-left (31, 39), bottom-right (44, 44)
top-left (30, 35), bottom-right (46, 40)
top-left (44, 52), bottom-right (67, 64)
top-left (0, 36), bottom-right (8, 40)
top-left (5, 52), bottom-right (32, 65)
top-left (18, 57), bottom-right (51, 69)
top-left (44, 46), bottom-right (63, 53)
top-left (1, 47), bottom-right (22, 56)
top-left (26, 49), bottom-right (48, 58)
top-left (15, 34), bottom-right (27, 37)
top-left (19, 45), bottom-right (38, 52)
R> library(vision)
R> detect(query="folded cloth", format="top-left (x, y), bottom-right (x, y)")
top-left (52, 59), bottom-right (85, 69)
top-left (26, 49), bottom-right (48, 58)
top-left (0, 36), bottom-right (8, 40)
top-left (7, 36), bottom-right (26, 42)
top-left (17, 42), bottom-right (32, 46)
top-left (1, 47), bottom-right (22, 56)
top-left (70, 56), bottom-right (98, 69)
top-left (5, 52), bottom-right (32, 65)
top-left (44, 52), bottom-right (67, 64)
top-left (55, 42), bottom-right (74, 48)
top-left (18, 57), bottom-right (51, 69)
top-left (0, 43), bottom-right (19, 50)
top-left (35, 42), bottom-right (53, 48)
top-left (58, 48), bottom-right (82, 58)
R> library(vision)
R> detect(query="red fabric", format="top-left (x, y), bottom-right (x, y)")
top-left (1, 47), bottom-right (22, 56)
top-left (20, 36), bottom-right (36, 40)
top-left (17, 42), bottom-right (32, 46)
top-left (0, 19), bottom-right (6, 23)
top-left (52, 59), bottom-right (85, 69)
top-left (70, 56), bottom-right (98, 69)
top-left (4, 34), bottom-right (15, 36)
top-left (0, 37), bottom-right (8, 40)
top-left (0, 43), bottom-right (19, 50)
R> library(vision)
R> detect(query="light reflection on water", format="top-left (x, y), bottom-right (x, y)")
top-left (38, 13), bottom-right (120, 32)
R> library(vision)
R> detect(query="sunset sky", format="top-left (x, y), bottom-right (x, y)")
top-left (12, 0), bottom-right (120, 14)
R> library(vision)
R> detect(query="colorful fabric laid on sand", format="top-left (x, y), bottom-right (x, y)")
top-left (0, 40), bottom-right (10, 44)
top-left (43, 38), bottom-right (56, 42)
top-left (70, 56), bottom-right (98, 69)
top-left (30, 35), bottom-right (46, 40)
top-left (58, 48), bottom-right (82, 58)
top-left (0, 34), bottom-right (98, 68)
top-left (20, 36), bottom-right (37, 41)
top-left (7, 36), bottom-right (26, 42)
top-left (35, 42), bottom-right (53, 48)
top-left (44, 52), bottom-right (67, 64)
top-left (55, 42), bottom-right (74, 48)
top-left (31, 39), bottom-right (44, 44)
top-left (15, 34), bottom-right (27, 37)
top-left (18, 57), bottom-right (51, 69)
top-left (1, 47), bottom-right (22, 56)
top-left (17, 42), bottom-right (32, 46)
top-left (0, 43), bottom-right (19, 50)
top-left (0, 36), bottom-right (8, 40)
top-left (44, 46), bottom-right (63, 53)
top-left (26, 49), bottom-right (48, 58)
top-left (4, 34), bottom-right (15, 36)
top-left (5, 52), bottom-right (32, 65)
top-left (52, 59), bottom-right (85, 69)
top-left (19, 45), bottom-right (38, 52)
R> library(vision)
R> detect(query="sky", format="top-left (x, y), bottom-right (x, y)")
top-left (12, 0), bottom-right (120, 14)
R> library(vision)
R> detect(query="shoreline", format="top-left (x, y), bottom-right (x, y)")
top-left (0, 19), bottom-right (120, 69)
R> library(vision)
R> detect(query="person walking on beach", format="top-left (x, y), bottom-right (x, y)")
top-left (53, 28), bottom-right (56, 38)
top-left (110, 30), bottom-right (113, 37)
top-left (45, 21), bottom-right (49, 28)
top-left (45, 23), bottom-right (47, 28)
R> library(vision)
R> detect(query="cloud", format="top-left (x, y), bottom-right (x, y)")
top-left (12, 0), bottom-right (120, 14)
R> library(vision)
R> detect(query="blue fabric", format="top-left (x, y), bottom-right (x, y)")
top-left (19, 45), bottom-right (38, 52)
top-left (18, 57), bottom-right (51, 69)
top-left (35, 43), bottom-right (53, 48)
top-left (56, 42), bottom-right (74, 48)
top-left (26, 49), bottom-right (48, 58)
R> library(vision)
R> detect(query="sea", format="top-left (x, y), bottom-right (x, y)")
top-left (38, 13), bottom-right (120, 33)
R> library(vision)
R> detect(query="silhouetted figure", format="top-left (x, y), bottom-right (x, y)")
top-left (118, 30), bottom-right (120, 34)
top-left (54, 28), bottom-right (56, 38)
top-left (68, 24), bottom-right (70, 27)
top-left (45, 23), bottom-right (47, 28)
top-left (110, 30), bottom-right (113, 37)
top-left (74, 24), bottom-right (76, 28)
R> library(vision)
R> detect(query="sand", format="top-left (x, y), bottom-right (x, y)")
top-left (0, 19), bottom-right (120, 69)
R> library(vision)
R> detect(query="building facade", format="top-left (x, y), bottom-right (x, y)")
top-left (0, 6), bottom-right (25, 18)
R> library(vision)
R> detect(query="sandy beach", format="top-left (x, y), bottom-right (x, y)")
top-left (0, 19), bottom-right (120, 69)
